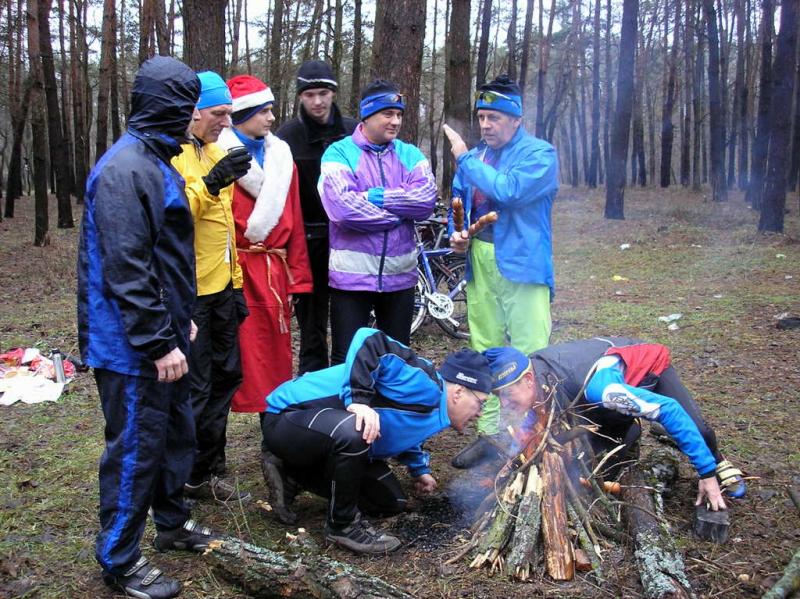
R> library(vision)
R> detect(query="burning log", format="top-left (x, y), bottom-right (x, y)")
top-left (541, 450), bottom-right (575, 580)
top-left (206, 536), bottom-right (413, 598)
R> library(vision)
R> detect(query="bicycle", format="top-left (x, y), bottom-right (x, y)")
top-left (409, 218), bottom-right (470, 340)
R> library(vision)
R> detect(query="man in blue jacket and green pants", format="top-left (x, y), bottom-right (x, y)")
top-left (443, 74), bottom-right (559, 469)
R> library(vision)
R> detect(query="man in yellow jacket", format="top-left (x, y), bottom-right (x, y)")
top-left (171, 71), bottom-right (251, 503)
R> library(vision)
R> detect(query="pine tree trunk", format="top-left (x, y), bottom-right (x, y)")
top-left (331, 0), bottom-right (343, 82)
top-left (269, 0), bottom-right (284, 125)
top-left (587, 0), bottom-right (601, 187)
top-left (39, 0), bottom-right (72, 227)
top-left (95, 0), bottom-right (115, 160)
top-left (26, 0), bottom-right (50, 246)
top-left (348, 0), bottom-right (362, 116)
top-left (693, 6), bottom-right (705, 191)
top-left (443, 0), bottom-right (471, 196)
top-left (475, 0), bottom-right (492, 88)
top-left (746, 0), bottom-right (774, 208)
top-left (704, 0), bottom-right (728, 201)
top-left (507, 0), bottom-right (517, 79)
top-left (660, 0), bottom-right (680, 187)
top-left (605, 0), bottom-right (638, 220)
top-left (681, 0), bottom-right (694, 187)
top-left (603, 0), bottom-right (613, 184)
top-left (69, 0), bottom-right (87, 201)
top-left (183, 0), bottom-right (227, 75)
top-left (535, 0), bottom-right (557, 139)
top-left (759, 0), bottom-right (798, 233)
top-left (372, 0), bottom-right (426, 144)
top-left (518, 0), bottom-right (534, 91)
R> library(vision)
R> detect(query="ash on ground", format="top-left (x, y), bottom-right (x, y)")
top-left (388, 494), bottom-right (472, 551)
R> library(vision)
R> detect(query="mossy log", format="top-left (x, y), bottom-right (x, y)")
top-left (762, 547), bottom-right (800, 599)
top-left (621, 464), bottom-right (694, 599)
top-left (206, 536), bottom-right (413, 599)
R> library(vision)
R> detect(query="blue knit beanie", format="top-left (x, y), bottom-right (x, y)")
top-left (439, 349), bottom-right (493, 394)
top-left (360, 79), bottom-right (405, 120)
top-left (475, 74), bottom-right (523, 118)
top-left (197, 71), bottom-right (232, 109)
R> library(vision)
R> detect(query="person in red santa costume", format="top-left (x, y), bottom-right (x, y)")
top-left (217, 75), bottom-right (312, 421)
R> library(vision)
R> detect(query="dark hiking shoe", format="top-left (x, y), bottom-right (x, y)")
top-left (325, 515), bottom-right (402, 555)
top-left (153, 519), bottom-right (218, 553)
top-left (451, 435), bottom-right (505, 469)
top-left (260, 450), bottom-right (298, 525)
top-left (102, 556), bottom-right (181, 599)
top-left (184, 476), bottom-right (252, 504)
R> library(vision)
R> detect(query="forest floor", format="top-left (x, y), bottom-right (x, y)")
top-left (1, 186), bottom-right (799, 599)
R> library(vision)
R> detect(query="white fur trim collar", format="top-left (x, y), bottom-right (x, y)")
top-left (217, 127), bottom-right (294, 243)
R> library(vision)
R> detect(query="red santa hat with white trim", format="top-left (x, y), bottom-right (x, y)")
top-left (227, 75), bottom-right (275, 125)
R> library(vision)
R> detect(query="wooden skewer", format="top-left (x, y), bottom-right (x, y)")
top-left (468, 211), bottom-right (498, 236)
top-left (452, 197), bottom-right (465, 231)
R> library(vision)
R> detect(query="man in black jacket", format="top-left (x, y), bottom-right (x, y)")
top-left (276, 61), bottom-right (358, 374)
top-left (78, 56), bottom-right (216, 599)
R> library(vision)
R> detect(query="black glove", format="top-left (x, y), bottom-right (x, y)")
top-left (233, 288), bottom-right (249, 324)
top-left (202, 147), bottom-right (251, 196)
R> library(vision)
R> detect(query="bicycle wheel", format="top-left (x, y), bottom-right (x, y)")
top-left (434, 260), bottom-right (469, 340)
top-left (410, 266), bottom-right (430, 336)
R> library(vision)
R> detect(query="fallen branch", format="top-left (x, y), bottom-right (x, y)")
top-left (762, 548), bottom-right (800, 599)
top-left (207, 536), bottom-right (413, 598)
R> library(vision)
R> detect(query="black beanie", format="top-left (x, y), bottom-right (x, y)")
top-left (297, 60), bottom-right (338, 93)
top-left (439, 349), bottom-right (493, 394)
top-left (479, 73), bottom-right (522, 97)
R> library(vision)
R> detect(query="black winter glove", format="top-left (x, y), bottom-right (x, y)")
top-left (233, 288), bottom-right (250, 324)
top-left (202, 147), bottom-right (252, 196)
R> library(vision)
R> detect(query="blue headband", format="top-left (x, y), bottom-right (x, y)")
top-left (197, 71), bottom-right (232, 109)
top-left (475, 91), bottom-right (523, 118)
top-left (360, 92), bottom-right (405, 120)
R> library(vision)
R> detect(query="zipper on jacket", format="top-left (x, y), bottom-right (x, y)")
top-left (376, 151), bottom-right (389, 292)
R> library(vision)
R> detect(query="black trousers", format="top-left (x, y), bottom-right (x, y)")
top-left (329, 286), bottom-right (415, 365)
top-left (582, 366), bottom-right (723, 478)
top-left (294, 235), bottom-right (331, 374)
top-left (188, 286), bottom-right (242, 484)
top-left (95, 369), bottom-right (193, 574)
top-left (261, 408), bottom-right (407, 527)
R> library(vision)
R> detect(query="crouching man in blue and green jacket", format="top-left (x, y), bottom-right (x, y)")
top-left (260, 327), bottom-right (492, 554)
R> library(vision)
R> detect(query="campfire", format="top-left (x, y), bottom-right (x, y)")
top-left (445, 382), bottom-right (697, 597)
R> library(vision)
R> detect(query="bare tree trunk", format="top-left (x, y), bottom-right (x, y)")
top-left (70, 0), bottom-right (88, 200)
top-left (428, 0), bottom-right (439, 178)
top-left (681, 0), bottom-right (694, 186)
top-left (348, 0), bottom-right (362, 116)
top-left (693, 5), bottom-right (705, 191)
top-left (229, 0), bottom-right (242, 71)
top-left (738, 0), bottom-right (752, 191)
top-left (704, 0), bottom-right (728, 201)
top-left (372, 0), bottom-right (427, 144)
top-left (727, 0), bottom-right (745, 188)
top-left (632, 34), bottom-right (645, 186)
top-left (5, 0), bottom-right (26, 213)
top-left (475, 0), bottom-right (492, 88)
top-left (518, 0), bottom-right (534, 92)
top-left (243, 0), bottom-right (251, 74)
top-left (605, 0), bottom-right (639, 220)
top-left (506, 0), bottom-right (517, 80)
top-left (587, 0), bottom-right (601, 187)
top-left (26, 0), bottom-right (50, 245)
top-left (603, 0), bottom-right (613, 184)
top-left (183, 0), bottom-right (227, 74)
top-left (96, 0), bottom-right (115, 159)
top-left (39, 0), bottom-right (72, 227)
top-left (331, 0), bottom-right (343, 81)
top-left (269, 0), bottom-right (284, 124)
top-left (759, 0), bottom-right (798, 233)
top-left (535, 0), bottom-right (557, 139)
top-left (660, 0), bottom-right (680, 187)
top-left (746, 0), bottom-right (773, 208)
top-left (444, 0), bottom-right (470, 195)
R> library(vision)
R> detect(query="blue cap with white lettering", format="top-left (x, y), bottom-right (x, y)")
top-left (439, 349), bottom-right (492, 393)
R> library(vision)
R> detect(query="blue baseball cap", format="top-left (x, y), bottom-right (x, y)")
top-left (197, 71), bottom-right (232, 109)
top-left (483, 347), bottom-right (532, 390)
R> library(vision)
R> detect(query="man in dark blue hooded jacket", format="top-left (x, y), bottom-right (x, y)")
top-left (78, 56), bottom-right (216, 599)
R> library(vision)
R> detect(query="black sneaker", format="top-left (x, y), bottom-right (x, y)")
top-left (260, 451), bottom-right (298, 525)
top-left (324, 514), bottom-right (401, 554)
top-left (184, 476), bottom-right (252, 504)
top-left (102, 556), bottom-right (181, 599)
top-left (153, 519), bottom-right (218, 553)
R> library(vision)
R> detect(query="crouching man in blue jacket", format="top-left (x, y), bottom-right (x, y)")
top-left (260, 327), bottom-right (492, 554)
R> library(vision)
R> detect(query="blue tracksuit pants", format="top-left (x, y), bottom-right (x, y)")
top-left (94, 368), bottom-right (194, 574)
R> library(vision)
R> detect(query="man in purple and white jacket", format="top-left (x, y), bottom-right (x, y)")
top-left (319, 79), bottom-right (437, 364)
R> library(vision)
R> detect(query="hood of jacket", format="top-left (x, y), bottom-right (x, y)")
top-left (128, 56), bottom-right (200, 141)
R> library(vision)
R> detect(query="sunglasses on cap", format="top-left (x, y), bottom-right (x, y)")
top-left (475, 90), bottom-right (521, 108)
top-left (370, 92), bottom-right (404, 104)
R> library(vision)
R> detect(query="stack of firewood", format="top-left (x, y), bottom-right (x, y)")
top-left (450, 385), bottom-right (695, 596)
